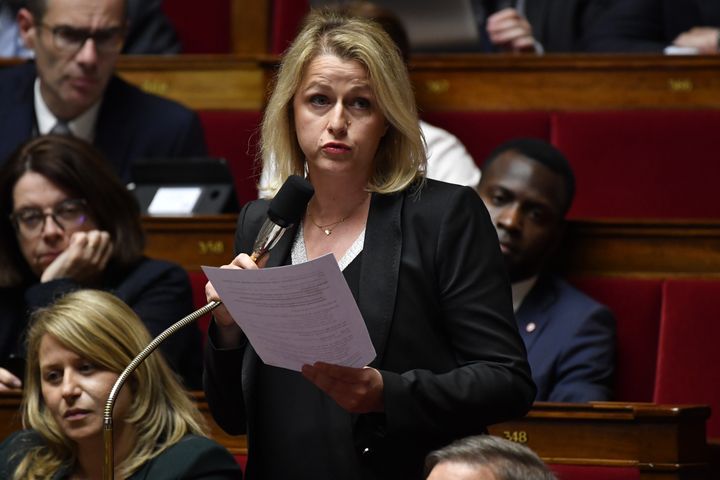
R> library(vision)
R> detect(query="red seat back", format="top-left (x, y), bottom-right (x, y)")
top-left (655, 279), bottom-right (720, 438)
top-left (188, 270), bottom-right (212, 348)
top-left (198, 110), bottom-right (263, 207)
top-left (550, 464), bottom-right (640, 480)
top-left (162, 0), bottom-right (232, 53)
top-left (271, 0), bottom-right (310, 54)
top-left (552, 110), bottom-right (720, 219)
top-left (570, 276), bottom-right (663, 402)
top-left (422, 111), bottom-right (552, 166)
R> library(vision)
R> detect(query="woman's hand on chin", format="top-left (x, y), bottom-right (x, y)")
top-left (0, 367), bottom-right (22, 391)
top-left (40, 230), bottom-right (113, 284)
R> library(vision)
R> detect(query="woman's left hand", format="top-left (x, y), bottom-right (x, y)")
top-left (0, 367), bottom-right (21, 391)
top-left (40, 230), bottom-right (113, 283)
top-left (301, 362), bottom-right (384, 413)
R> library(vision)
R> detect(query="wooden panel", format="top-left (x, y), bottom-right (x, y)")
top-left (0, 391), bottom-right (22, 445)
top-left (488, 402), bottom-right (710, 480)
top-left (410, 54), bottom-right (720, 111)
top-left (557, 220), bottom-right (720, 278)
top-left (230, 0), bottom-right (270, 55)
top-left (114, 54), bottom-right (720, 111)
top-left (7, 55), bottom-right (720, 111)
top-left (116, 56), bottom-right (267, 110)
top-left (143, 215), bottom-right (237, 271)
top-left (0, 393), bottom-right (708, 478)
top-left (142, 216), bottom-right (720, 277)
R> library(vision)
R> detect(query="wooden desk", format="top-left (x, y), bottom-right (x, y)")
top-left (8, 55), bottom-right (720, 112)
top-left (142, 215), bottom-right (720, 278)
top-left (0, 393), bottom-right (708, 479)
top-left (410, 54), bottom-right (720, 111)
top-left (488, 402), bottom-right (710, 480)
top-left (114, 54), bottom-right (720, 112)
top-left (116, 55), bottom-right (268, 111)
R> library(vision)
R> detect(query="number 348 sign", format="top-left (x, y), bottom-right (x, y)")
top-left (502, 431), bottom-right (528, 443)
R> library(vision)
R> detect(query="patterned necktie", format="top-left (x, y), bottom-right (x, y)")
top-left (50, 120), bottom-right (73, 136)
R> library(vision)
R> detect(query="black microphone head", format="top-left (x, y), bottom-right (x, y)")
top-left (267, 175), bottom-right (314, 228)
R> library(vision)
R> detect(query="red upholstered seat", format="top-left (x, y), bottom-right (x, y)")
top-left (569, 276), bottom-right (663, 402)
top-left (655, 279), bottom-right (720, 438)
top-left (422, 111), bottom-right (552, 166)
top-left (198, 110), bottom-right (263, 207)
top-left (271, 0), bottom-right (310, 54)
top-left (162, 0), bottom-right (232, 53)
top-left (552, 110), bottom-right (720, 219)
top-left (188, 270), bottom-right (212, 348)
top-left (550, 464), bottom-right (640, 480)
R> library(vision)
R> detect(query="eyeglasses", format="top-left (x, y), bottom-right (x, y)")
top-left (10, 199), bottom-right (89, 238)
top-left (39, 23), bottom-right (126, 54)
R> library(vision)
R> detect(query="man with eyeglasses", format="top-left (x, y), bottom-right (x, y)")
top-left (0, 0), bottom-right (181, 57)
top-left (0, 0), bottom-right (206, 181)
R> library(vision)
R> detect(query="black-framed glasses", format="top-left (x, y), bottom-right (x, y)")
top-left (10, 198), bottom-right (89, 238)
top-left (39, 23), bottom-right (126, 54)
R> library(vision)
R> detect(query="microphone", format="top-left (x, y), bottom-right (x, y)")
top-left (250, 174), bottom-right (315, 261)
top-left (102, 175), bottom-right (314, 480)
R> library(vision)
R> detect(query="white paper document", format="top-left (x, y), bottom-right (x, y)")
top-left (202, 254), bottom-right (376, 371)
top-left (148, 187), bottom-right (202, 215)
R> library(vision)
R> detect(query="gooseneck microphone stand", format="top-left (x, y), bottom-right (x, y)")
top-left (102, 175), bottom-right (314, 480)
top-left (102, 301), bottom-right (221, 479)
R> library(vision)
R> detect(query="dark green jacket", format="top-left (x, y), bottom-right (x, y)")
top-left (0, 430), bottom-right (242, 479)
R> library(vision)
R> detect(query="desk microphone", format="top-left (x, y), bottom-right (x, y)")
top-left (102, 175), bottom-right (314, 480)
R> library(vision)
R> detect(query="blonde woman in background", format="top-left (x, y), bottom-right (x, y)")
top-left (0, 290), bottom-right (242, 480)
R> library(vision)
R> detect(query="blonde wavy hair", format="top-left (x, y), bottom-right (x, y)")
top-left (260, 7), bottom-right (426, 197)
top-left (14, 290), bottom-right (206, 480)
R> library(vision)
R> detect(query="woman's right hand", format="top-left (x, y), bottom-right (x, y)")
top-left (0, 368), bottom-right (21, 391)
top-left (206, 253), bottom-right (268, 347)
top-left (41, 230), bottom-right (113, 283)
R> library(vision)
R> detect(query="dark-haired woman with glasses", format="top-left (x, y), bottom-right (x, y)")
top-left (0, 135), bottom-right (202, 391)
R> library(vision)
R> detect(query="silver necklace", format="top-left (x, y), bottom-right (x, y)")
top-left (308, 214), bottom-right (346, 235)
top-left (307, 196), bottom-right (368, 236)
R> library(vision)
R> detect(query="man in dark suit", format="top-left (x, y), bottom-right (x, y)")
top-left (0, 0), bottom-right (206, 180)
top-left (480, 0), bottom-right (603, 53)
top-left (477, 138), bottom-right (616, 402)
top-left (584, 0), bottom-right (720, 53)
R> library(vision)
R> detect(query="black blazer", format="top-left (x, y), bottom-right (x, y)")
top-left (0, 62), bottom-right (207, 181)
top-left (584, 0), bottom-right (720, 52)
top-left (0, 431), bottom-right (243, 479)
top-left (124, 0), bottom-right (182, 54)
top-left (524, 0), bottom-right (604, 52)
top-left (204, 180), bottom-right (535, 479)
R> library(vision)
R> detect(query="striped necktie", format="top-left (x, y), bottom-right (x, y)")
top-left (50, 120), bottom-right (73, 136)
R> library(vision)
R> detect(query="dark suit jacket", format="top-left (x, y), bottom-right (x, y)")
top-left (524, 0), bottom-right (605, 52)
top-left (125, 0), bottom-right (182, 54)
top-left (0, 257), bottom-right (203, 389)
top-left (516, 275), bottom-right (616, 402)
top-left (584, 0), bottom-right (720, 52)
top-left (0, 431), bottom-right (243, 479)
top-left (0, 62), bottom-right (207, 182)
top-left (204, 180), bottom-right (536, 479)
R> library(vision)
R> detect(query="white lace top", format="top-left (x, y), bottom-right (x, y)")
top-left (291, 221), bottom-right (365, 271)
